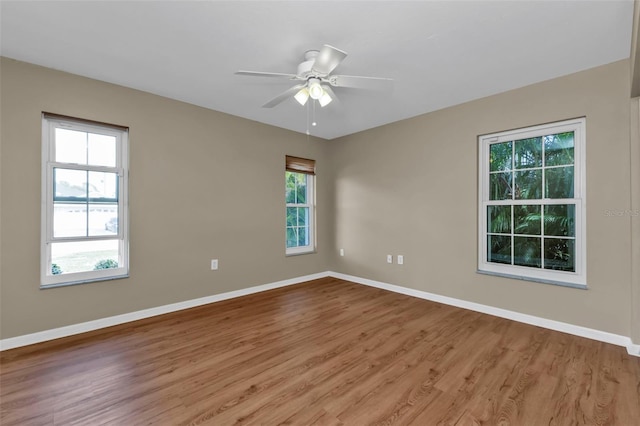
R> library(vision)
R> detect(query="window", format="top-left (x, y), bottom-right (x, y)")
top-left (478, 118), bottom-right (586, 287)
top-left (41, 114), bottom-right (129, 287)
top-left (285, 155), bottom-right (315, 255)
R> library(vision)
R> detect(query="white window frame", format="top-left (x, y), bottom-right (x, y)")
top-left (286, 172), bottom-right (315, 255)
top-left (478, 118), bottom-right (586, 288)
top-left (41, 114), bottom-right (129, 288)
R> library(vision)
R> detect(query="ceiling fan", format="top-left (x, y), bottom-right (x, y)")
top-left (235, 45), bottom-right (393, 108)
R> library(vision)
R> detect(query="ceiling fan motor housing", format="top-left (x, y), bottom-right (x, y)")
top-left (298, 50), bottom-right (320, 78)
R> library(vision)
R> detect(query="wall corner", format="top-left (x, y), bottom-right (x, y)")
top-left (631, 1), bottom-right (640, 97)
top-left (630, 97), bottom-right (640, 344)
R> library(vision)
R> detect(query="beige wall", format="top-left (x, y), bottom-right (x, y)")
top-left (330, 60), bottom-right (634, 338)
top-left (1, 57), bottom-right (637, 344)
top-left (0, 58), bottom-right (333, 339)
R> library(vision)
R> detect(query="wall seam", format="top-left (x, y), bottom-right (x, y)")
top-left (630, 98), bottom-right (640, 344)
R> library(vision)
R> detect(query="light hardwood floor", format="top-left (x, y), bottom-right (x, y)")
top-left (1, 277), bottom-right (639, 425)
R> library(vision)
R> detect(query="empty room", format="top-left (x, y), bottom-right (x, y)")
top-left (1, 1), bottom-right (640, 425)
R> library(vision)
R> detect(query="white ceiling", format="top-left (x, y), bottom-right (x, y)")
top-left (0, 1), bottom-right (634, 140)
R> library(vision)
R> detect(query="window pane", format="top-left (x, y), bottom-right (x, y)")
top-left (53, 203), bottom-right (87, 238)
top-left (88, 133), bottom-right (117, 167)
top-left (286, 207), bottom-right (296, 227)
top-left (490, 141), bottom-right (512, 172)
top-left (544, 132), bottom-right (574, 167)
top-left (88, 171), bottom-right (117, 201)
top-left (514, 205), bottom-right (541, 235)
top-left (488, 235), bottom-right (511, 264)
top-left (545, 166), bottom-right (574, 199)
top-left (89, 204), bottom-right (118, 236)
top-left (285, 171), bottom-right (307, 204)
top-left (296, 175), bottom-right (307, 204)
top-left (104, 216), bottom-right (119, 236)
top-left (297, 207), bottom-right (308, 226)
top-left (544, 238), bottom-right (575, 272)
top-left (544, 204), bottom-right (575, 237)
top-left (55, 128), bottom-right (87, 164)
top-left (286, 227), bottom-right (297, 248)
top-left (514, 169), bottom-right (541, 199)
top-left (487, 205), bottom-right (511, 234)
top-left (489, 172), bottom-right (512, 200)
top-left (513, 236), bottom-right (541, 268)
top-left (298, 226), bottom-right (308, 246)
top-left (514, 137), bottom-right (542, 169)
top-left (51, 240), bottom-right (119, 275)
top-left (54, 168), bottom-right (87, 200)
top-left (285, 172), bottom-right (296, 204)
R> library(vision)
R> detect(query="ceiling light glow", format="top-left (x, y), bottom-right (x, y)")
top-left (318, 91), bottom-right (332, 107)
top-left (308, 79), bottom-right (324, 100)
top-left (294, 88), bottom-right (309, 105)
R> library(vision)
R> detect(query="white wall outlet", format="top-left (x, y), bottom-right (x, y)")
top-left (340, 248), bottom-right (345, 256)
top-left (397, 255), bottom-right (404, 265)
top-left (210, 259), bottom-right (218, 270)
top-left (387, 254), bottom-right (393, 264)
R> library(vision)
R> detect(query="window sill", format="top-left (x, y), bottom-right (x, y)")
top-left (286, 249), bottom-right (316, 257)
top-left (476, 269), bottom-right (587, 290)
top-left (40, 273), bottom-right (129, 290)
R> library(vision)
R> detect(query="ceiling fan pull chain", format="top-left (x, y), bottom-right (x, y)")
top-left (306, 98), bottom-right (310, 136)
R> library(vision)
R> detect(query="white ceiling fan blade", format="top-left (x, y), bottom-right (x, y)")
top-left (328, 75), bottom-right (393, 91)
top-left (311, 45), bottom-right (347, 76)
top-left (262, 84), bottom-right (307, 108)
top-left (236, 70), bottom-right (299, 79)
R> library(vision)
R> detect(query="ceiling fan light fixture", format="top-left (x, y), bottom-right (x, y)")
top-left (308, 78), bottom-right (324, 100)
top-left (294, 87), bottom-right (309, 105)
top-left (318, 91), bottom-right (332, 107)
top-left (238, 44), bottom-right (392, 111)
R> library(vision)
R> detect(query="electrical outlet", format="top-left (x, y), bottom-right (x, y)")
top-left (211, 259), bottom-right (218, 270)
top-left (387, 254), bottom-right (393, 264)
top-left (340, 248), bottom-right (345, 256)
top-left (397, 255), bottom-right (404, 265)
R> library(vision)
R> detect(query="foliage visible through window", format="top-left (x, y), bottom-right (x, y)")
top-left (285, 155), bottom-right (315, 255)
top-left (479, 119), bottom-right (585, 286)
top-left (286, 172), bottom-right (314, 253)
top-left (41, 114), bottom-right (129, 287)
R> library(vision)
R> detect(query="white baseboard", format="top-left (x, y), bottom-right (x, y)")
top-left (0, 272), bottom-right (330, 351)
top-left (627, 343), bottom-right (640, 357)
top-left (3, 270), bottom-right (638, 358)
top-left (328, 271), bottom-right (640, 358)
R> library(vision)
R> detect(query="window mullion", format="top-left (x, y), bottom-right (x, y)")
top-left (510, 201), bottom-right (514, 265)
top-left (46, 163), bottom-right (55, 243)
top-left (51, 235), bottom-right (119, 242)
top-left (49, 161), bottom-right (120, 174)
top-left (84, 170), bottom-right (89, 238)
top-left (541, 202), bottom-right (546, 269)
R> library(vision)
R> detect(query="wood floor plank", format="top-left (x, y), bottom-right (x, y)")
top-left (1, 277), bottom-right (639, 425)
